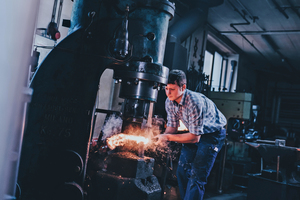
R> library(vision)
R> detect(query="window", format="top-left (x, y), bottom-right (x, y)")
top-left (202, 50), bottom-right (239, 92)
top-left (203, 51), bottom-right (213, 78)
top-left (211, 51), bottom-right (222, 91)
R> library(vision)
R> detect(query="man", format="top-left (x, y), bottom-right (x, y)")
top-left (157, 69), bottom-right (227, 200)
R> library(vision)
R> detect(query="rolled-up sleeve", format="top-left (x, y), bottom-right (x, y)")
top-left (165, 99), bottom-right (179, 128)
top-left (188, 105), bottom-right (204, 135)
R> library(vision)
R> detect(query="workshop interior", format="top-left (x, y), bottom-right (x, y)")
top-left (1, 0), bottom-right (300, 199)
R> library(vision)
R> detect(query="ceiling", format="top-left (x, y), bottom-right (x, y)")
top-left (38, 0), bottom-right (300, 80)
top-left (203, 0), bottom-right (300, 78)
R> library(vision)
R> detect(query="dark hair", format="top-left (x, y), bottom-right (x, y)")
top-left (168, 69), bottom-right (186, 87)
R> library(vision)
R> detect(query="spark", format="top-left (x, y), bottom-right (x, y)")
top-left (106, 133), bottom-right (149, 150)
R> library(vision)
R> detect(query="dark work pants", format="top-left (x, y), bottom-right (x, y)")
top-left (176, 129), bottom-right (226, 200)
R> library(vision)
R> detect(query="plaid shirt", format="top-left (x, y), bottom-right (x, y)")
top-left (165, 89), bottom-right (227, 135)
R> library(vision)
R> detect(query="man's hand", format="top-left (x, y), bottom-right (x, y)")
top-left (154, 134), bottom-right (170, 143)
top-left (153, 127), bottom-right (200, 144)
top-left (157, 132), bottom-right (201, 143)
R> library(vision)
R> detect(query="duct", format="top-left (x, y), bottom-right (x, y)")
top-left (168, 7), bottom-right (208, 43)
top-left (168, 0), bottom-right (224, 43)
top-left (163, 0), bottom-right (224, 81)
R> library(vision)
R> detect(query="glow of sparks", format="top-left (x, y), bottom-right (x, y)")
top-left (106, 133), bottom-right (149, 150)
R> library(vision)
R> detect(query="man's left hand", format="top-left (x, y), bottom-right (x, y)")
top-left (154, 134), bottom-right (169, 143)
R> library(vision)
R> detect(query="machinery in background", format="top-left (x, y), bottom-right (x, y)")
top-left (208, 91), bottom-right (300, 196)
top-left (207, 92), bottom-right (263, 189)
top-left (208, 91), bottom-right (263, 142)
top-left (207, 92), bottom-right (252, 121)
top-left (246, 141), bottom-right (300, 200)
top-left (227, 117), bottom-right (259, 142)
top-left (227, 118), bottom-right (250, 142)
top-left (17, 0), bottom-right (174, 199)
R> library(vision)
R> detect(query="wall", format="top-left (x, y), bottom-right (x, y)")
top-left (236, 54), bottom-right (257, 94)
top-left (0, 0), bottom-right (39, 198)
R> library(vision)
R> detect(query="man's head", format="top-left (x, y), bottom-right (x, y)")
top-left (165, 70), bottom-right (186, 103)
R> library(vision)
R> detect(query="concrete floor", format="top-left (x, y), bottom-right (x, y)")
top-left (204, 190), bottom-right (247, 200)
top-left (163, 185), bottom-right (247, 200)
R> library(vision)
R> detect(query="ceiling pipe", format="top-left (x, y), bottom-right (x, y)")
top-left (207, 25), bottom-right (299, 83)
top-left (228, 0), bottom-right (299, 75)
top-left (227, 0), bottom-right (300, 74)
top-left (236, 0), bottom-right (258, 22)
top-left (227, 0), bottom-right (270, 63)
top-left (272, 0), bottom-right (289, 19)
top-left (235, 0), bottom-right (263, 30)
top-left (271, 0), bottom-right (300, 20)
top-left (287, 0), bottom-right (300, 19)
top-left (280, 5), bottom-right (300, 9)
top-left (208, 23), bottom-right (299, 83)
top-left (167, 0), bottom-right (224, 43)
top-left (220, 30), bottom-right (300, 35)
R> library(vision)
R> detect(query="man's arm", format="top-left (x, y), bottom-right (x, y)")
top-left (158, 126), bottom-right (201, 143)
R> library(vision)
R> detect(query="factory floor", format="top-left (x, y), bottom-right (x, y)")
top-left (162, 185), bottom-right (247, 200)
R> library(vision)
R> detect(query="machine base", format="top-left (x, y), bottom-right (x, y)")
top-left (91, 172), bottom-right (161, 200)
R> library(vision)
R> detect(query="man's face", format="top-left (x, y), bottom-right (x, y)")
top-left (165, 83), bottom-right (186, 103)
